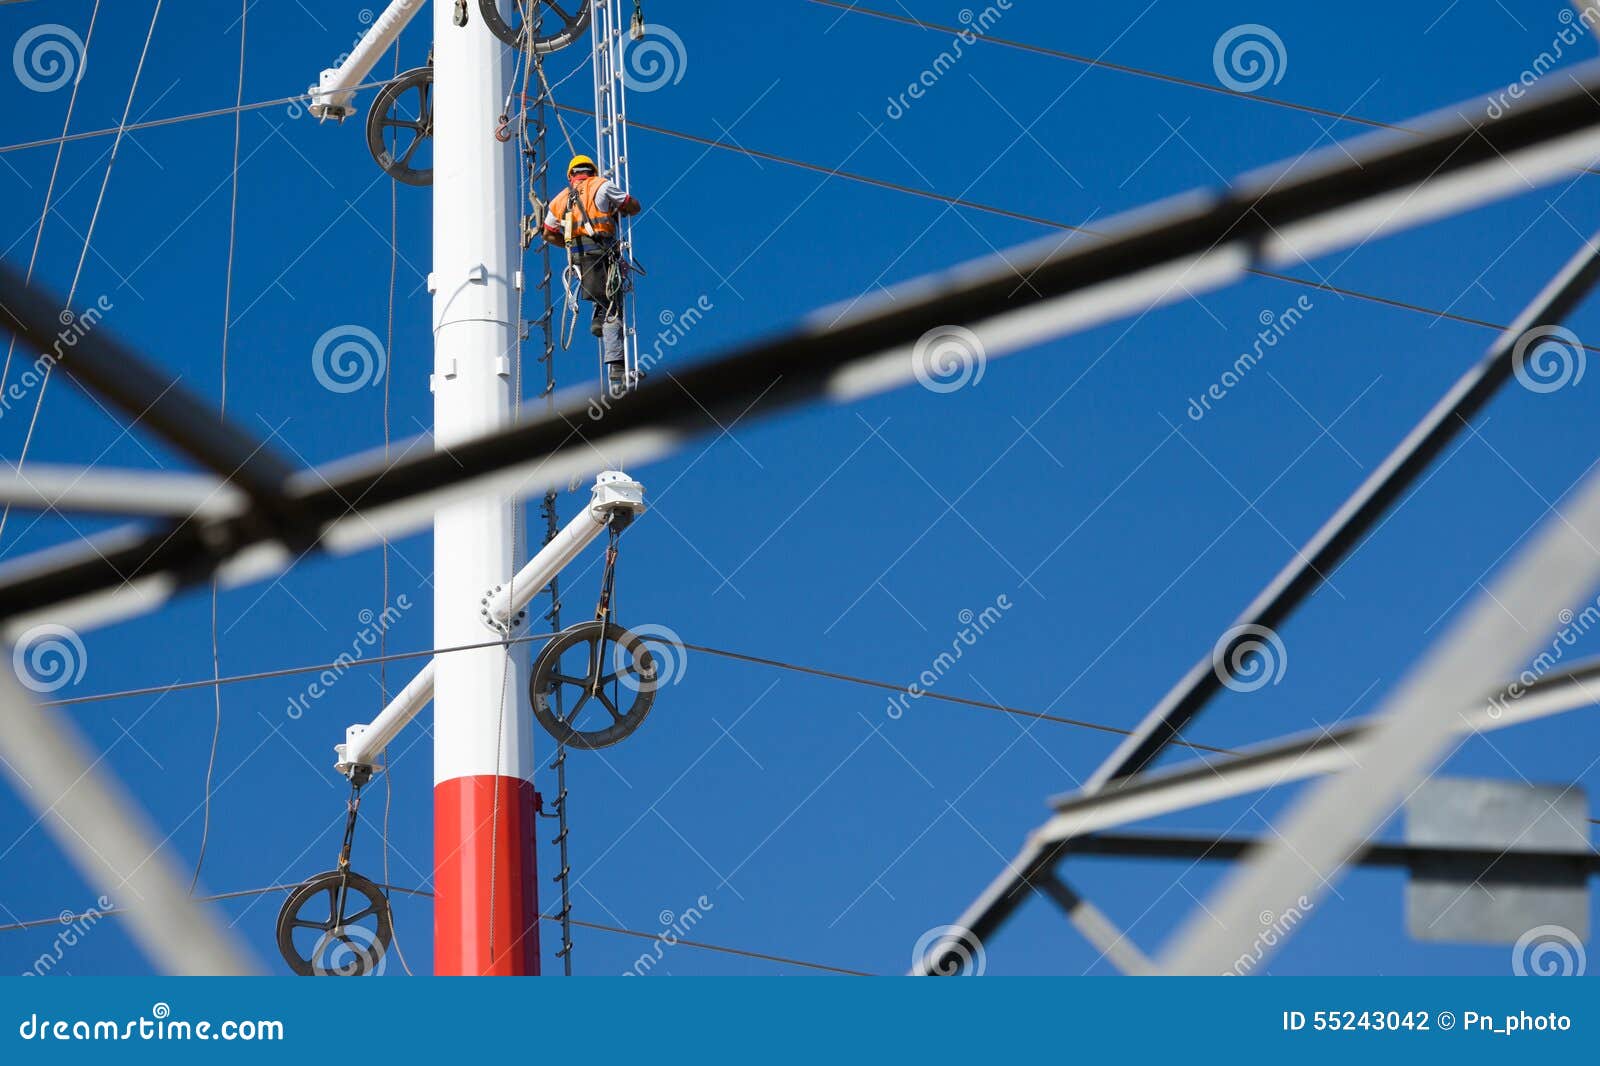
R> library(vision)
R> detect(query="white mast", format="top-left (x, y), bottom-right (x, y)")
top-left (429, 0), bottom-right (537, 975)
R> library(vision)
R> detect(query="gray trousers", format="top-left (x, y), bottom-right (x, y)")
top-left (574, 249), bottom-right (625, 365)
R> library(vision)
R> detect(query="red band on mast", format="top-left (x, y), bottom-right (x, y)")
top-left (434, 775), bottom-right (541, 975)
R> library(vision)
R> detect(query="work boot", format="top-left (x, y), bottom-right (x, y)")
top-left (606, 361), bottom-right (626, 396)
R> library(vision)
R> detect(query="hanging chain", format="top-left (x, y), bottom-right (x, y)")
top-left (487, 3), bottom-right (547, 966)
top-left (538, 491), bottom-right (574, 973)
top-left (526, 16), bottom-right (575, 975)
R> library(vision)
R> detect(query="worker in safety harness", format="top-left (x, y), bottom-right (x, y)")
top-left (542, 153), bottom-right (643, 392)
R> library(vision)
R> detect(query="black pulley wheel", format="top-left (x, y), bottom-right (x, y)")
top-left (366, 66), bottom-right (433, 187)
top-left (530, 621), bottom-right (659, 749)
top-left (479, 0), bottom-right (592, 53)
top-left (275, 870), bottom-right (393, 976)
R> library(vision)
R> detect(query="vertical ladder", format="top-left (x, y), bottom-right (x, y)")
top-left (591, 0), bottom-right (641, 388)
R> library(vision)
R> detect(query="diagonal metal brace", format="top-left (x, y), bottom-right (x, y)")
top-left (0, 259), bottom-right (315, 551)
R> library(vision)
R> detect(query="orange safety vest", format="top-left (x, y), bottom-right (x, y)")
top-left (550, 176), bottom-right (617, 241)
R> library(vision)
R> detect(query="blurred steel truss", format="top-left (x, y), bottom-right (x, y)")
top-left (914, 230), bottom-right (1600, 975)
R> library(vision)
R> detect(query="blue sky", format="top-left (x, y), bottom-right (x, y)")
top-left (2, 0), bottom-right (1600, 976)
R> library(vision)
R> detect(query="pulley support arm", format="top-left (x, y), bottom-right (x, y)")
top-left (334, 471), bottom-right (645, 775)
top-left (481, 470), bottom-right (644, 633)
top-left (308, 0), bottom-right (429, 120)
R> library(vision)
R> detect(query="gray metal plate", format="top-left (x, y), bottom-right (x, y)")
top-left (1406, 777), bottom-right (1590, 943)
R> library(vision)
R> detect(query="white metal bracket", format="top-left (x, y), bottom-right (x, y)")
top-left (589, 469), bottom-right (646, 521)
top-left (309, 67), bottom-right (357, 122)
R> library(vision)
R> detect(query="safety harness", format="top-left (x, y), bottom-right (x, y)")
top-left (556, 174), bottom-right (643, 353)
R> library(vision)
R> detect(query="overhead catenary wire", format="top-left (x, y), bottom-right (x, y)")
top-left (0, 886), bottom-right (871, 975)
top-left (191, 0), bottom-right (247, 899)
top-left (676, 642), bottom-right (1236, 754)
top-left (32, 627), bottom-right (1237, 756)
top-left (30, 630), bottom-right (1600, 823)
top-left (0, 79), bottom-right (402, 156)
top-left (0, 656), bottom-right (256, 972)
top-left (0, 0), bottom-right (1539, 161)
top-left (808, 0), bottom-right (1600, 186)
top-left (543, 103), bottom-right (1600, 355)
top-left (805, 0), bottom-right (1404, 134)
top-left (0, 0), bottom-right (159, 553)
top-left (0, 883), bottom-right (435, 933)
top-left (377, 36), bottom-right (415, 981)
top-left (562, 916), bottom-right (872, 976)
top-left (0, 83), bottom-right (1582, 355)
top-left (0, 0), bottom-right (102, 395)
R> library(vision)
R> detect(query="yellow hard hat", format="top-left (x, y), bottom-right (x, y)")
top-left (567, 154), bottom-right (597, 175)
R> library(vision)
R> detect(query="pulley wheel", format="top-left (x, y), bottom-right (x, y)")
top-left (275, 871), bottom-right (393, 976)
top-left (366, 66), bottom-right (433, 187)
top-left (479, 0), bottom-right (592, 53)
top-left (530, 621), bottom-right (659, 749)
